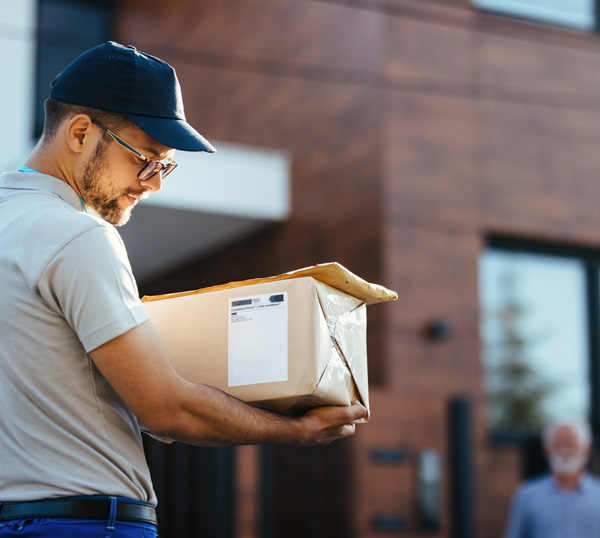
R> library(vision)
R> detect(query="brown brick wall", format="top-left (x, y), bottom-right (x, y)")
top-left (117, 1), bottom-right (600, 536)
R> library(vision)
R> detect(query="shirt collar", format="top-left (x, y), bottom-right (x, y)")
top-left (0, 171), bottom-right (85, 213)
top-left (550, 472), bottom-right (591, 494)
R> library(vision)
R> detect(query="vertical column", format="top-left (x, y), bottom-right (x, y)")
top-left (449, 396), bottom-right (474, 538)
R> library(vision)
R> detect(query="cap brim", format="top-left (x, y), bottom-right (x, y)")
top-left (125, 113), bottom-right (216, 153)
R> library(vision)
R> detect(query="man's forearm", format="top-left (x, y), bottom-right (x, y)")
top-left (91, 320), bottom-right (365, 447)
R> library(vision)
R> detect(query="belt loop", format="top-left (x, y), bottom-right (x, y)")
top-left (106, 496), bottom-right (117, 532)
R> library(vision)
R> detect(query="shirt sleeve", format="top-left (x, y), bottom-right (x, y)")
top-left (36, 222), bottom-right (150, 352)
top-left (503, 488), bottom-right (528, 538)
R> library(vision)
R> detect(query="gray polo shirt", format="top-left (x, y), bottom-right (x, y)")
top-left (0, 170), bottom-right (155, 504)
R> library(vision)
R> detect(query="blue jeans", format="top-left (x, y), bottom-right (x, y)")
top-left (0, 518), bottom-right (158, 537)
top-left (0, 497), bottom-right (158, 537)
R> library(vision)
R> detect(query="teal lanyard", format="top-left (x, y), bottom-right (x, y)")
top-left (18, 165), bottom-right (87, 213)
top-left (18, 165), bottom-right (39, 174)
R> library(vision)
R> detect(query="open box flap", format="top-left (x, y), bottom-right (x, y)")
top-left (142, 262), bottom-right (398, 306)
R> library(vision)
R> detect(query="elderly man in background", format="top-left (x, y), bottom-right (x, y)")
top-left (503, 419), bottom-right (600, 538)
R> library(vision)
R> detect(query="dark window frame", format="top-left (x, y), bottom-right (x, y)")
top-left (34, 0), bottom-right (117, 138)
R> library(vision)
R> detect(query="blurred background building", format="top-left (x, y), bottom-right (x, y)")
top-left (3, 0), bottom-right (600, 536)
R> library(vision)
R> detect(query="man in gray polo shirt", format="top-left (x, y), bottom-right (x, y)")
top-left (0, 42), bottom-right (365, 537)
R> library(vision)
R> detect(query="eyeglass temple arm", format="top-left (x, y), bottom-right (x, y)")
top-left (92, 120), bottom-right (148, 161)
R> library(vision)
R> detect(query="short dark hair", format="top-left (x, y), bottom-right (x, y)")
top-left (41, 97), bottom-right (135, 142)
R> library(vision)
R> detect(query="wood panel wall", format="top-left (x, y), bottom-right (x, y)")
top-left (117, 1), bottom-right (600, 536)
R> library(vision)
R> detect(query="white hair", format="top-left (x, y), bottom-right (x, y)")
top-left (543, 419), bottom-right (592, 449)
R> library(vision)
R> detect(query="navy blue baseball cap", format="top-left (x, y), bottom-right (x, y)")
top-left (50, 41), bottom-right (216, 153)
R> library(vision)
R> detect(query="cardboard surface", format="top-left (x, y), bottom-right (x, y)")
top-left (142, 264), bottom-right (397, 422)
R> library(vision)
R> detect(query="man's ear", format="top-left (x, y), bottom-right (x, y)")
top-left (65, 114), bottom-right (94, 154)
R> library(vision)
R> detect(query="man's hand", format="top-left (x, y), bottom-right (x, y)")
top-left (295, 401), bottom-right (367, 445)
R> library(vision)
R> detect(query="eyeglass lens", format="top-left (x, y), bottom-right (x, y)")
top-left (139, 161), bottom-right (177, 181)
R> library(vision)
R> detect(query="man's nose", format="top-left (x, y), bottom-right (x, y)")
top-left (140, 172), bottom-right (163, 192)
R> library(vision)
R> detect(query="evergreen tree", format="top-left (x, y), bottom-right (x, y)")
top-left (484, 269), bottom-right (554, 434)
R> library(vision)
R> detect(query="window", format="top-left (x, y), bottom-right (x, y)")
top-left (35, 0), bottom-right (116, 137)
top-left (479, 238), bottom-right (600, 443)
top-left (472, 0), bottom-right (596, 32)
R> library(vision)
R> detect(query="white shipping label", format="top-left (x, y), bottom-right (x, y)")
top-left (228, 292), bottom-right (288, 387)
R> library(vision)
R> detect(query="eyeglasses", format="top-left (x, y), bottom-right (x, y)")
top-left (92, 120), bottom-right (177, 180)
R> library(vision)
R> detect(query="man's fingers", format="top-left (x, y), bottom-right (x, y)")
top-left (341, 422), bottom-right (356, 437)
top-left (347, 401), bottom-right (367, 421)
top-left (299, 400), bottom-right (367, 445)
top-left (319, 422), bottom-right (356, 445)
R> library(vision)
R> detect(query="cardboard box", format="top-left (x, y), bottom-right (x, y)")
top-left (141, 263), bottom-right (397, 422)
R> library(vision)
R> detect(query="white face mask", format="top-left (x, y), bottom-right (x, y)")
top-left (548, 452), bottom-right (588, 476)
